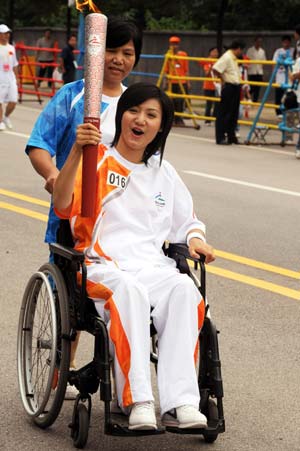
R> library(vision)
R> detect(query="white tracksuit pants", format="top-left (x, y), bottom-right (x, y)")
top-left (85, 263), bottom-right (205, 415)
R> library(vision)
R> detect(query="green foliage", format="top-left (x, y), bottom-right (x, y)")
top-left (4, 0), bottom-right (300, 31)
top-left (144, 10), bottom-right (199, 31)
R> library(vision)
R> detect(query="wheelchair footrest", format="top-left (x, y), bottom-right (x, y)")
top-left (106, 422), bottom-right (165, 436)
top-left (166, 418), bottom-right (224, 435)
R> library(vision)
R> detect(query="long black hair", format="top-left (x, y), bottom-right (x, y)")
top-left (106, 16), bottom-right (143, 67)
top-left (111, 83), bottom-right (174, 165)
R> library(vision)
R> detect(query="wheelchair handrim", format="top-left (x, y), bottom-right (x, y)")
top-left (17, 271), bottom-right (58, 417)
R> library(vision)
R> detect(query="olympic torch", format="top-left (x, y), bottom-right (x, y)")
top-left (76, 1), bottom-right (107, 217)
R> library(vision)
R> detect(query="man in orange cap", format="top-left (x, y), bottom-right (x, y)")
top-left (165, 36), bottom-right (190, 125)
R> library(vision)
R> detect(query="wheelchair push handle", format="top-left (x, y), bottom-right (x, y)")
top-left (165, 243), bottom-right (206, 300)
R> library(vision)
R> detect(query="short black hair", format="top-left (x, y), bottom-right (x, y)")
top-left (106, 16), bottom-right (143, 67)
top-left (295, 25), bottom-right (300, 35)
top-left (208, 46), bottom-right (218, 54)
top-left (230, 40), bottom-right (245, 50)
top-left (281, 34), bottom-right (291, 42)
top-left (111, 83), bottom-right (174, 165)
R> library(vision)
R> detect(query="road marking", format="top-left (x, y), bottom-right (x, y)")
top-left (0, 201), bottom-right (48, 222)
top-left (1, 188), bottom-right (299, 279)
top-left (170, 132), bottom-right (293, 156)
top-left (216, 249), bottom-right (300, 280)
top-left (207, 265), bottom-right (300, 301)
top-left (3, 130), bottom-right (30, 139)
top-left (1, 193), bottom-right (300, 300)
top-left (183, 170), bottom-right (300, 198)
top-left (0, 188), bottom-right (50, 207)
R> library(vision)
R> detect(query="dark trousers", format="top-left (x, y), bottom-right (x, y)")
top-left (170, 83), bottom-right (188, 123)
top-left (275, 87), bottom-right (285, 116)
top-left (63, 68), bottom-right (76, 85)
top-left (248, 74), bottom-right (263, 102)
top-left (204, 89), bottom-right (217, 122)
top-left (38, 61), bottom-right (54, 87)
top-left (215, 83), bottom-right (241, 143)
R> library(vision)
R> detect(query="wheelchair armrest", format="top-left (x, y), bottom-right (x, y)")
top-left (49, 243), bottom-right (85, 263)
top-left (167, 243), bottom-right (205, 263)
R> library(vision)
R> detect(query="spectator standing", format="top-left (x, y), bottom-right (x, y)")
top-left (212, 40), bottom-right (245, 145)
top-left (0, 24), bottom-right (18, 131)
top-left (200, 47), bottom-right (219, 125)
top-left (165, 36), bottom-right (190, 125)
top-left (293, 24), bottom-right (300, 59)
top-left (246, 36), bottom-right (266, 103)
top-left (59, 34), bottom-right (77, 84)
top-left (36, 29), bottom-right (55, 88)
top-left (290, 58), bottom-right (300, 158)
top-left (272, 35), bottom-right (294, 118)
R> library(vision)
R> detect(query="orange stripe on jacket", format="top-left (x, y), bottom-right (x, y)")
top-left (55, 145), bottom-right (131, 258)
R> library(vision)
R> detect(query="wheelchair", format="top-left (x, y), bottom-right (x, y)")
top-left (17, 220), bottom-right (225, 448)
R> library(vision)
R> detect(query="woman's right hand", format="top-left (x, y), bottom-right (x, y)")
top-left (74, 123), bottom-right (102, 152)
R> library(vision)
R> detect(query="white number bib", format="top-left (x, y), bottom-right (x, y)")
top-left (107, 170), bottom-right (128, 189)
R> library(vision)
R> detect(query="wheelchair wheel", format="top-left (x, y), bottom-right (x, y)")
top-left (17, 263), bottom-right (71, 429)
top-left (72, 403), bottom-right (90, 449)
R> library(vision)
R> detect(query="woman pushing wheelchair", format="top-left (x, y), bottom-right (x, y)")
top-left (53, 82), bottom-right (215, 431)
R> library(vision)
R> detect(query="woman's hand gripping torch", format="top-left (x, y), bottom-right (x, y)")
top-left (81, 12), bottom-right (107, 217)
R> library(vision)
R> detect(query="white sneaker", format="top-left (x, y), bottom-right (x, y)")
top-left (128, 401), bottom-right (157, 430)
top-left (3, 116), bottom-right (12, 129)
top-left (162, 405), bottom-right (207, 429)
top-left (64, 383), bottom-right (78, 400)
top-left (285, 139), bottom-right (293, 145)
top-left (296, 149), bottom-right (300, 159)
top-left (0, 121), bottom-right (6, 131)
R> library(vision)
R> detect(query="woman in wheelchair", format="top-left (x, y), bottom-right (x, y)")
top-left (53, 82), bottom-right (215, 431)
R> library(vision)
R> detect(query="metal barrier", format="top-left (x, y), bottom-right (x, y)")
top-left (16, 42), bottom-right (82, 103)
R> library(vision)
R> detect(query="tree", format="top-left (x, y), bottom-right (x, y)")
top-left (3, 0), bottom-right (300, 31)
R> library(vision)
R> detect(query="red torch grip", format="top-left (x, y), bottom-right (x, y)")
top-left (81, 117), bottom-right (100, 217)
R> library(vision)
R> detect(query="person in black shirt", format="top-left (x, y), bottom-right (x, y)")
top-left (59, 34), bottom-right (77, 84)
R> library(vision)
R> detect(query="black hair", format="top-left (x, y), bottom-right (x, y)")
top-left (208, 46), bottom-right (218, 54)
top-left (106, 16), bottom-right (143, 67)
top-left (295, 25), bottom-right (300, 35)
top-left (230, 40), bottom-right (245, 50)
top-left (281, 34), bottom-right (291, 42)
top-left (111, 82), bottom-right (174, 165)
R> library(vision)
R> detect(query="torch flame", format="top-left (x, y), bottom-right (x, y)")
top-left (75, 0), bottom-right (101, 13)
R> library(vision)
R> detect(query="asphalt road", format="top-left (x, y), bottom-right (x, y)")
top-left (1, 101), bottom-right (300, 451)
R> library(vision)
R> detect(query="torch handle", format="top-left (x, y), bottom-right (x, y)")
top-left (81, 116), bottom-right (100, 217)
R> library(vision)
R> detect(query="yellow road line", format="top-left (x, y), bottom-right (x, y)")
top-left (1, 197), bottom-right (300, 301)
top-left (207, 265), bottom-right (300, 301)
top-left (1, 189), bottom-right (299, 279)
top-left (0, 188), bottom-right (50, 207)
top-left (215, 249), bottom-right (300, 280)
top-left (0, 201), bottom-right (48, 222)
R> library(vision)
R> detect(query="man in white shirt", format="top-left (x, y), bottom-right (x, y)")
top-left (213, 40), bottom-right (245, 145)
top-left (246, 36), bottom-right (266, 102)
top-left (0, 24), bottom-right (18, 131)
